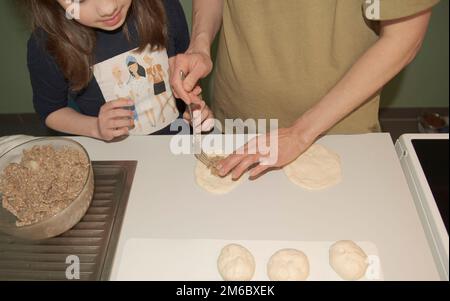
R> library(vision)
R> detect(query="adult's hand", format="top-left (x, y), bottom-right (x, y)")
top-left (169, 52), bottom-right (213, 104)
top-left (216, 127), bottom-right (315, 180)
top-left (183, 100), bottom-right (215, 133)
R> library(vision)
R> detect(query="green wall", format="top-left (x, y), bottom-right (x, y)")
top-left (0, 1), bottom-right (32, 113)
top-left (0, 0), bottom-right (447, 114)
top-left (381, 0), bottom-right (449, 107)
top-left (180, 0), bottom-right (193, 31)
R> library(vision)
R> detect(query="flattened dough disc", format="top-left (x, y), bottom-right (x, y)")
top-left (195, 157), bottom-right (244, 195)
top-left (283, 144), bottom-right (342, 190)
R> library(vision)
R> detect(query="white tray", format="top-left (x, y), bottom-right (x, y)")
top-left (117, 238), bottom-right (383, 281)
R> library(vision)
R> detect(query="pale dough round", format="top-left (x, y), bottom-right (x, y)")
top-left (329, 240), bottom-right (368, 280)
top-left (217, 244), bottom-right (256, 281)
top-left (267, 249), bottom-right (310, 281)
top-left (283, 144), bottom-right (342, 190)
top-left (195, 157), bottom-right (243, 195)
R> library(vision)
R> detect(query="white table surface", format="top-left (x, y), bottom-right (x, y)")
top-left (71, 133), bottom-right (440, 281)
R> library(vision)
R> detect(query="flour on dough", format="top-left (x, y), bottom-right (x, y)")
top-left (195, 156), bottom-right (243, 195)
top-left (283, 144), bottom-right (342, 190)
top-left (329, 240), bottom-right (368, 281)
top-left (267, 249), bottom-right (310, 281)
top-left (217, 244), bottom-right (256, 281)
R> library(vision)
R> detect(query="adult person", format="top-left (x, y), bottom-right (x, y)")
top-left (171, 0), bottom-right (439, 179)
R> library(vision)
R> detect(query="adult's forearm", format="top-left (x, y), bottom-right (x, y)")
top-left (292, 11), bottom-right (432, 142)
top-left (189, 0), bottom-right (224, 56)
top-left (45, 107), bottom-right (100, 139)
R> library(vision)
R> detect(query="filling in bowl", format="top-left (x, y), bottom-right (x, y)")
top-left (0, 145), bottom-right (90, 227)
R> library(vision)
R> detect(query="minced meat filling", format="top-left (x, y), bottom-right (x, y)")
top-left (0, 145), bottom-right (90, 227)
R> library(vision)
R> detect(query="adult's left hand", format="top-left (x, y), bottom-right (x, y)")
top-left (216, 127), bottom-right (315, 180)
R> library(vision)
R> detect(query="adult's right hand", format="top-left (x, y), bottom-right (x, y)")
top-left (169, 52), bottom-right (213, 104)
top-left (97, 98), bottom-right (135, 141)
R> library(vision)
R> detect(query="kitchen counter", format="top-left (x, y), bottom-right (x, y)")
top-left (71, 133), bottom-right (440, 281)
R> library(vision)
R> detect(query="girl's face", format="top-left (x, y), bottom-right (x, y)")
top-left (58, 0), bottom-right (132, 31)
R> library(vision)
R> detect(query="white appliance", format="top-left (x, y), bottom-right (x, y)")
top-left (396, 134), bottom-right (449, 280)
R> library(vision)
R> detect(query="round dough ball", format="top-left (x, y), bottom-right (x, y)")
top-left (267, 249), bottom-right (310, 281)
top-left (329, 240), bottom-right (368, 280)
top-left (283, 144), bottom-right (342, 190)
top-left (217, 244), bottom-right (256, 281)
top-left (195, 157), bottom-right (243, 195)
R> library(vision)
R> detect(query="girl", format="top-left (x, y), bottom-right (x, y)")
top-left (28, 0), bottom-right (212, 140)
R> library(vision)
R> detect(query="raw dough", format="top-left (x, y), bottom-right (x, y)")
top-left (283, 144), bottom-right (342, 190)
top-left (329, 240), bottom-right (368, 281)
top-left (217, 244), bottom-right (256, 281)
top-left (267, 249), bottom-right (310, 281)
top-left (195, 156), bottom-right (243, 195)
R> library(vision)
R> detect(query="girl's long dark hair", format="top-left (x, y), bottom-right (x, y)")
top-left (28, 0), bottom-right (167, 91)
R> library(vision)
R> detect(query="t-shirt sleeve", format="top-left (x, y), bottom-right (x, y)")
top-left (163, 0), bottom-right (190, 57)
top-left (27, 31), bottom-right (69, 122)
top-left (363, 0), bottom-right (440, 21)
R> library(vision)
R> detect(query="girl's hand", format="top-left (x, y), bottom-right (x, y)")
top-left (183, 99), bottom-right (215, 133)
top-left (216, 127), bottom-right (314, 180)
top-left (96, 98), bottom-right (135, 141)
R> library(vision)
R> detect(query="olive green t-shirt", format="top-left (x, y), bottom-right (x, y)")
top-left (212, 0), bottom-right (440, 134)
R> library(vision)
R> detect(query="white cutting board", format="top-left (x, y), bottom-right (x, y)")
top-left (117, 239), bottom-right (383, 281)
top-left (71, 134), bottom-right (440, 280)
